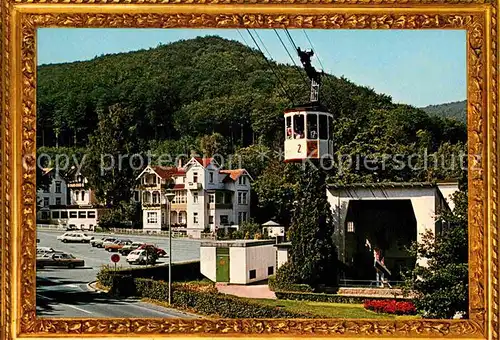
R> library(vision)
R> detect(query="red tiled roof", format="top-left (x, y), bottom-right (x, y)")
top-left (151, 166), bottom-right (178, 179)
top-left (194, 157), bottom-right (214, 168)
top-left (175, 168), bottom-right (186, 175)
top-left (220, 169), bottom-right (245, 181)
top-left (173, 184), bottom-right (185, 190)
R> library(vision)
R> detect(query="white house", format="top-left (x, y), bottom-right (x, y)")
top-left (200, 240), bottom-right (276, 284)
top-left (135, 158), bottom-right (252, 237)
top-left (37, 168), bottom-right (69, 221)
top-left (183, 157), bottom-right (253, 238)
top-left (37, 168), bottom-right (107, 230)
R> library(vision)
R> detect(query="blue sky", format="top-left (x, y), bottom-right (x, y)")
top-left (37, 28), bottom-right (466, 107)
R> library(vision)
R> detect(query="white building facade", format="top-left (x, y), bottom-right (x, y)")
top-left (326, 181), bottom-right (459, 280)
top-left (37, 169), bottom-right (106, 230)
top-left (200, 240), bottom-right (276, 284)
top-left (184, 157), bottom-right (252, 238)
top-left (37, 168), bottom-right (69, 221)
top-left (136, 158), bottom-right (252, 238)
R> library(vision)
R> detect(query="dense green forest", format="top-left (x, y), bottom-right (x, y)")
top-left (37, 35), bottom-right (467, 195)
top-left (421, 100), bottom-right (466, 124)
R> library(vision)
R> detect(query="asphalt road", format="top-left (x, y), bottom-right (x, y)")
top-left (36, 229), bottom-right (202, 318)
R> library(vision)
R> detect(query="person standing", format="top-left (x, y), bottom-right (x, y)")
top-left (373, 247), bottom-right (384, 288)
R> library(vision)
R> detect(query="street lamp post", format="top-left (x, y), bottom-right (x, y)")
top-left (165, 191), bottom-right (175, 305)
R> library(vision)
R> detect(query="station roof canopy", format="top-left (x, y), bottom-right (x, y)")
top-left (327, 181), bottom-right (458, 190)
top-left (200, 239), bottom-right (276, 248)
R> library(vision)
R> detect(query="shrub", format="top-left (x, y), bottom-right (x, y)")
top-left (364, 299), bottom-right (417, 315)
top-left (109, 275), bottom-right (135, 296)
top-left (173, 288), bottom-right (308, 318)
top-left (107, 276), bottom-right (311, 319)
top-left (135, 278), bottom-right (170, 300)
top-left (268, 275), bottom-right (313, 292)
top-left (403, 187), bottom-right (468, 319)
top-left (96, 260), bottom-right (203, 286)
top-left (274, 291), bottom-right (410, 304)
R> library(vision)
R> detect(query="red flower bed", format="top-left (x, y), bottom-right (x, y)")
top-left (364, 299), bottom-right (417, 315)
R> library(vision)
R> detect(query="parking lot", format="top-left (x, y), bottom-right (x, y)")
top-left (36, 229), bottom-right (202, 318)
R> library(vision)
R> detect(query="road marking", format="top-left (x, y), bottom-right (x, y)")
top-left (37, 293), bottom-right (54, 301)
top-left (63, 304), bottom-right (93, 314)
top-left (37, 293), bottom-right (93, 315)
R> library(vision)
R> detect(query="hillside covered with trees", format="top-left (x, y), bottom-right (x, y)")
top-left (37, 35), bottom-right (468, 217)
top-left (421, 100), bottom-right (466, 124)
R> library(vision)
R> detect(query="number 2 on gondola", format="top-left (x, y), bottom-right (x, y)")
top-left (297, 145), bottom-right (301, 153)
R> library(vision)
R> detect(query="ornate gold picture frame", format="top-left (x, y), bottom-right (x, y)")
top-left (1, 0), bottom-right (499, 339)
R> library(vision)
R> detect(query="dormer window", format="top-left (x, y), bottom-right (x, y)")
top-left (193, 172), bottom-right (198, 183)
top-left (209, 172), bottom-right (214, 183)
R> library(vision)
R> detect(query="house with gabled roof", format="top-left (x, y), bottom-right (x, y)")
top-left (183, 157), bottom-right (253, 238)
top-left (36, 167), bottom-right (108, 231)
top-left (135, 157), bottom-right (252, 237)
top-left (136, 162), bottom-right (187, 232)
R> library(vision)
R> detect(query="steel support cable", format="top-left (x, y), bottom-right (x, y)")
top-left (274, 29), bottom-right (309, 89)
top-left (245, 28), bottom-right (295, 105)
top-left (254, 29), bottom-right (290, 90)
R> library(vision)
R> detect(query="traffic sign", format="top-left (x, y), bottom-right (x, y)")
top-left (111, 254), bottom-right (120, 263)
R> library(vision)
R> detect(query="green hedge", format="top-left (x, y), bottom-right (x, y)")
top-left (173, 287), bottom-right (309, 318)
top-left (268, 275), bottom-right (313, 293)
top-left (274, 291), bottom-right (410, 304)
top-left (107, 276), bottom-right (311, 319)
top-left (97, 260), bottom-right (202, 287)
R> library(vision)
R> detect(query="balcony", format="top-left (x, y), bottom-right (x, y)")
top-left (67, 182), bottom-right (85, 188)
top-left (138, 183), bottom-right (160, 190)
top-left (207, 203), bottom-right (233, 210)
top-left (186, 182), bottom-right (202, 190)
top-left (142, 203), bottom-right (162, 209)
top-left (171, 202), bottom-right (187, 210)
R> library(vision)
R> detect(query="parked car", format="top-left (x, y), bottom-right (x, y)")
top-left (37, 247), bottom-right (64, 256)
top-left (126, 249), bottom-right (157, 265)
top-left (118, 242), bottom-right (144, 255)
top-left (102, 238), bottom-right (121, 248)
top-left (37, 246), bottom-right (55, 254)
top-left (105, 239), bottom-right (133, 252)
top-left (137, 244), bottom-right (167, 257)
top-left (36, 253), bottom-right (85, 269)
top-left (91, 237), bottom-right (116, 248)
top-left (56, 232), bottom-right (93, 243)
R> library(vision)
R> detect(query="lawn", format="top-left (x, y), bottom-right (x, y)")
top-left (254, 299), bottom-right (421, 319)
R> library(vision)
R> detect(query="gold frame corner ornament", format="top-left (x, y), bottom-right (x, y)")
top-left (1, 0), bottom-right (499, 339)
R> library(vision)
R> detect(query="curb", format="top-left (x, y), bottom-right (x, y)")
top-left (87, 281), bottom-right (108, 293)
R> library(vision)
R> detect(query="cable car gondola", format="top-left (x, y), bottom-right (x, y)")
top-left (284, 48), bottom-right (334, 163)
top-left (284, 103), bottom-right (334, 162)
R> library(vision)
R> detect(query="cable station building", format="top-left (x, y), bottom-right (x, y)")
top-left (326, 181), bottom-right (460, 284)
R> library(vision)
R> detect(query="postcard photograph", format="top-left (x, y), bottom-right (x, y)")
top-left (35, 28), bottom-right (468, 321)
